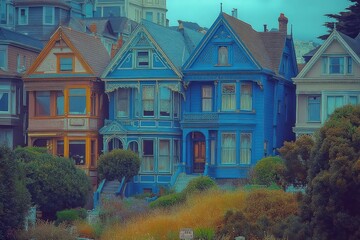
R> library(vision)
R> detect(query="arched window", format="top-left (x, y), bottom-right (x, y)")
top-left (108, 138), bottom-right (123, 152)
top-left (218, 46), bottom-right (228, 66)
top-left (128, 141), bottom-right (139, 154)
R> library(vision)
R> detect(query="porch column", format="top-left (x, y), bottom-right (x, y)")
top-left (204, 135), bottom-right (210, 176)
top-left (181, 130), bottom-right (188, 173)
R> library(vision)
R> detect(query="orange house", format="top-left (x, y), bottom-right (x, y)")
top-left (23, 27), bottom-right (110, 184)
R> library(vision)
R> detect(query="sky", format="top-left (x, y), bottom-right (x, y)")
top-left (166, 0), bottom-right (350, 42)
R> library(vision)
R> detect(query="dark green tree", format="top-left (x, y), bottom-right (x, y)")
top-left (319, 0), bottom-right (360, 39)
top-left (16, 147), bottom-right (91, 220)
top-left (301, 105), bottom-right (360, 239)
top-left (0, 145), bottom-right (31, 239)
top-left (97, 149), bottom-right (140, 195)
top-left (252, 156), bottom-right (284, 186)
top-left (278, 135), bottom-right (314, 188)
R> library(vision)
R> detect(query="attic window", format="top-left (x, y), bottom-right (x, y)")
top-left (136, 51), bottom-right (149, 68)
top-left (218, 46), bottom-right (229, 66)
top-left (59, 57), bottom-right (73, 72)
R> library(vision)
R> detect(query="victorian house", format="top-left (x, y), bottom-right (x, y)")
top-left (100, 20), bottom-right (203, 194)
top-left (181, 13), bottom-right (297, 179)
top-left (23, 27), bottom-right (110, 185)
top-left (0, 27), bottom-right (42, 148)
top-left (293, 29), bottom-right (360, 136)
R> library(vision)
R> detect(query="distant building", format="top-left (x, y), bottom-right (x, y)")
top-left (293, 29), bottom-right (360, 136)
top-left (0, 27), bottom-right (42, 148)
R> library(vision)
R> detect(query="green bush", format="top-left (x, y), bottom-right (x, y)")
top-left (16, 221), bottom-right (76, 240)
top-left (194, 227), bottom-right (215, 240)
top-left (56, 208), bottom-right (87, 224)
top-left (252, 157), bottom-right (284, 186)
top-left (149, 192), bottom-right (186, 209)
top-left (183, 176), bottom-right (217, 195)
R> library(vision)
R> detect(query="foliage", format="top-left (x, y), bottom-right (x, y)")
top-left (278, 135), bottom-right (314, 187)
top-left (97, 149), bottom-right (140, 182)
top-left (320, 0), bottom-right (360, 39)
top-left (56, 208), bottom-right (87, 224)
top-left (14, 146), bottom-right (48, 163)
top-left (252, 156), bottom-right (284, 186)
top-left (17, 147), bottom-right (91, 220)
top-left (73, 220), bottom-right (97, 239)
top-left (301, 105), bottom-right (360, 239)
top-left (16, 220), bottom-right (76, 240)
top-left (0, 145), bottom-right (31, 239)
top-left (149, 192), bottom-right (186, 209)
top-left (272, 215), bottom-right (309, 240)
top-left (183, 176), bottom-right (217, 195)
top-left (194, 227), bottom-right (215, 240)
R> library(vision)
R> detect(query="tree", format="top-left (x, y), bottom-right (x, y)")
top-left (0, 145), bottom-right (31, 239)
top-left (252, 156), bottom-right (284, 186)
top-left (319, 0), bottom-right (360, 39)
top-left (97, 149), bottom-right (140, 195)
top-left (15, 147), bottom-right (91, 220)
top-left (278, 135), bottom-right (314, 188)
top-left (301, 105), bottom-right (360, 239)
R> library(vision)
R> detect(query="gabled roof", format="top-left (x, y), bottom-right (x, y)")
top-left (0, 27), bottom-right (43, 51)
top-left (222, 13), bottom-right (287, 74)
top-left (27, 26), bottom-right (110, 77)
top-left (13, 0), bottom-right (71, 8)
top-left (296, 29), bottom-right (360, 79)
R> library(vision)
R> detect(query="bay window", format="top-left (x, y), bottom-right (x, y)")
top-left (221, 133), bottom-right (236, 164)
top-left (69, 140), bottom-right (86, 165)
top-left (158, 140), bottom-right (170, 172)
top-left (240, 83), bottom-right (252, 110)
top-left (202, 86), bottom-right (212, 112)
top-left (222, 83), bottom-right (236, 111)
top-left (142, 86), bottom-right (154, 116)
top-left (240, 133), bottom-right (251, 164)
top-left (159, 87), bottom-right (171, 117)
top-left (142, 139), bottom-right (154, 172)
top-left (35, 91), bottom-right (50, 116)
top-left (116, 88), bottom-right (129, 117)
top-left (69, 88), bottom-right (86, 115)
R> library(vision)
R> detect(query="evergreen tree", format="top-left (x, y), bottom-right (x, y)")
top-left (319, 0), bottom-right (360, 39)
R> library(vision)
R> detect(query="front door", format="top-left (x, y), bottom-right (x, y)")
top-left (193, 141), bottom-right (205, 173)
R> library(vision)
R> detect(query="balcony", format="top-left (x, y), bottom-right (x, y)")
top-left (182, 112), bottom-right (219, 127)
top-left (28, 117), bottom-right (101, 132)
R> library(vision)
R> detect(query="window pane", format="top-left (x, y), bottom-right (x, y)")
top-left (142, 139), bottom-right (154, 172)
top-left (0, 92), bottom-right (9, 112)
top-left (128, 141), bottom-right (139, 154)
top-left (91, 140), bottom-right (96, 167)
top-left (221, 133), bottom-right (236, 164)
top-left (116, 88), bottom-right (129, 117)
top-left (56, 91), bottom-right (64, 115)
top-left (160, 87), bottom-right (171, 117)
top-left (137, 51), bottom-right (149, 68)
top-left (349, 96), bottom-right (358, 105)
top-left (329, 57), bottom-right (344, 74)
top-left (60, 57), bottom-right (73, 71)
top-left (348, 57), bottom-right (353, 74)
top-left (142, 86), bottom-right (154, 116)
top-left (222, 84), bottom-right (235, 111)
top-left (146, 12), bottom-right (153, 21)
top-left (308, 96), bottom-right (320, 122)
top-left (202, 86), bottom-right (212, 112)
top-left (240, 134), bottom-right (251, 164)
top-left (240, 84), bottom-right (252, 110)
top-left (103, 6), bottom-right (120, 17)
top-left (0, 49), bottom-right (6, 68)
top-left (35, 91), bottom-right (50, 116)
top-left (158, 140), bottom-right (170, 172)
top-left (57, 140), bottom-right (64, 157)
top-left (69, 89), bottom-right (86, 115)
top-left (327, 96), bottom-right (344, 117)
top-left (173, 92), bottom-right (179, 118)
top-left (44, 7), bottom-right (53, 24)
top-left (218, 46), bottom-right (228, 66)
top-left (69, 140), bottom-right (86, 165)
top-left (108, 138), bottom-right (123, 152)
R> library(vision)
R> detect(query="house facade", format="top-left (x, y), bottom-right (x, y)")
top-left (293, 29), bottom-right (360, 136)
top-left (100, 20), bottom-right (203, 194)
top-left (0, 27), bottom-right (42, 148)
top-left (181, 13), bottom-right (297, 179)
top-left (23, 27), bottom-right (110, 185)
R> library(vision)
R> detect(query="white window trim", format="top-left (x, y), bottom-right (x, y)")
top-left (18, 7), bottom-right (28, 25)
top-left (43, 6), bottom-right (54, 25)
top-left (322, 55), bottom-right (353, 75)
top-left (221, 132), bottom-right (236, 165)
top-left (240, 133), bottom-right (252, 165)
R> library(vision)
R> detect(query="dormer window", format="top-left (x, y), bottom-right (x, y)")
top-left (136, 51), bottom-right (149, 68)
top-left (322, 56), bottom-right (352, 74)
top-left (218, 46), bottom-right (229, 66)
top-left (58, 55), bottom-right (74, 72)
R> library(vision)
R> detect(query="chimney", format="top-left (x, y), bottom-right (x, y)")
top-left (231, 8), bottom-right (238, 18)
top-left (89, 23), bottom-right (97, 34)
top-left (278, 13), bottom-right (288, 34)
top-left (178, 20), bottom-right (184, 35)
top-left (263, 24), bottom-right (268, 32)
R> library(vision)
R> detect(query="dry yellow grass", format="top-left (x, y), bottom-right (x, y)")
top-left (101, 189), bottom-right (297, 240)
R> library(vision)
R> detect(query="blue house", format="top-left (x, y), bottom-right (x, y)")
top-left (100, 20), bottom-right (203, 195)
top-left (180, 13), bottom-right (297, 179)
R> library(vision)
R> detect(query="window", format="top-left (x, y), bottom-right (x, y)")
top-left (116, 88), bottom-right (129, 117)
top-left (202, 86), bottom-right (212, 112)
top-left (103, 6), bottom-right (120, 17)
top-left (69, 140), bottom-right (86, 165)
top-left (173, 139), bottom-right (180, 167)
top-left (240, 83), bottom-right (252, 110)
top-left (322, 56), bottom-right (352, 74)
top-left (56, 91), bottom-right (64, 115)
top-left (240, 133), bottom-right (251, 164)
top-left (35, 91), bottom-right (50, 116)
top-left (136, 51), bottom-right (149, 68)
top-left (108, 138), bottom-right (123, 152)
top-left (90, 140), bottom-right (96, 167)
top-left (157, 12), bottom-right (160, 24)
top-left (349, 96), bottom-right (358, 105)
top-left (221, 133), bottom-right (236, 164)
top-left (222, 83), bottom-right (236, 111)
top-left (0, 47), bottom-right (7, 70)
top-left (18, 7), bottom-right (28, 25)
top-left (0, 129), bottom-right (13, 148)
top-left (142, 86), bottom-right (154, 116)
top-left (128, 141), bottom-right (139, 154)
top-left (142, 139), bottom-right (154, 172)
top-left (145, 12), bottom-right (153, 21)
top-left (43, 6), bottom-right (54, 25)
top-left (59, 57), bottom-right (73, 72)
top-left (0, 0), bottom-right (6, 24)
top-left (159, 87), bottom-right (171, 117)
top-left (173, 92), bottom-right (180, 118)
top-left (69, 88), bottom-right (86, 115)
top-left (308, 96), bottom-right (321, 122)
top-left (0, 87), bottom-right (9, 113)
top-left (218, 46), bottom-right (229, 66)
top-left (158, 140), bottom-right (170, 172)
top-left (327, 96), bottom-right (344, 117)
top-left (56, 140), bottom-right (64, 157)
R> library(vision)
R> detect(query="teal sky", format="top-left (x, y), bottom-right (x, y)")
top-left (167, 0), bottom-right (350, 42)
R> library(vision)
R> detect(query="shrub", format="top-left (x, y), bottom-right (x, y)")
top-left (73, 220), bottom-right (96, 239)
top-left (183, 176), bottom-right (217, 195)
top-left (149, 192), bottom-right (186, 209)
top-left (16, 221), bottom-right (76, 240)
top-left (56, 208), bottom-right (87, 224)
top-left (194, 227), bottom-right (215, 240)
top-left (252, 157), bottom-right (284, 186)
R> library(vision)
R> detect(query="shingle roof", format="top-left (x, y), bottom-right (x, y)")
top-left (0, 27), bottom-right (43, 50)
top-left (60, 27), bottom-right (110, 77)
top-left (142, 20), bottom-right (204, 68)
top-left (13, 0), bottom-right (71, 8)
top-left (339, 31), bottom-right (360, 57)
top-left (222, 13), bottom-right (287, 74)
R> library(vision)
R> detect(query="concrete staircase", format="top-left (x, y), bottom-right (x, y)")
top-left (101, 180), bottom-right (121, 195)
top-left (173, 173), bottom-right (199, 193)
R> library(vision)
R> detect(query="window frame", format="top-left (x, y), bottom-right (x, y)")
top-left (159, 87), bottom-right (171, 117)
top-left (116, 88), bottom-right (130, 118)
top-left (221, 132), bottom-right (236, 165)
top-left (307, 96), bottom-right (321, 122)
top-left (136, 50), bottom-right (150, 68)
top-left (217, 46), bottom-right (229, 66)
top-left (68, 88), bottom-right (87, 115)
top-left (142, 85), bottom-right (155, 117)
top-left (0, 46), bottom-right (8, 70)
top-left (0, 86), bottom-right (10, 114)
top-left (202, 85), bottom-right (213, 112)
top-left (141, 139), bottom-right (155, 173)
top-left (57, 54), bottom-right (74, 73)
top-left (158, 139), bottom-right (171, 173)
top-left (18, 7), bottom-right (28, 25)
top-left (322, 56), bottom-right (353, 75)
top-left (240, 83), bottom-right (252, 111)
top-left (240, 133), bottom-right (252, 164)
top-left (221, 83), bottom-right (236, 111)
top-left (43, 6), bottom-right (54, 25)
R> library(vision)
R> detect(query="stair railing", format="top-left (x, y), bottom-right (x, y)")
top-left (93, 179), bottom-right (106, 209)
